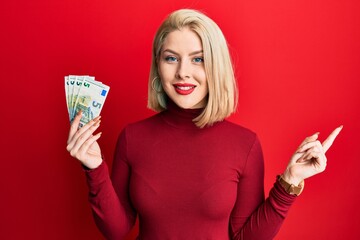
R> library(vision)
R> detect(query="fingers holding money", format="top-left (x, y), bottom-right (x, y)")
top-left (66, 114), bottom-right (102, 160)
top-left (65, 75), bottom-right (109, 169)
top-left (68, 120), bottom-right (101, 153)
top-left (67, 112), bottom-right (101, 144)
top-left (76, 131), bottom-right (102, 159)
top-left (67, 110), bottom-right (82, 144)
top-left (73, 132), bottom-right (103, 168)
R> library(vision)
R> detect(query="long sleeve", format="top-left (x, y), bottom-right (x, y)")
top-left (85, 129), bottom-right (137, 239)
top-left (230, 136), bottom-right (296, 239)
top-left (83, 106), bottom-right (297, 239)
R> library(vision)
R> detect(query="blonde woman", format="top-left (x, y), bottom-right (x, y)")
top-left (67, 9), bottom-right (342, 239)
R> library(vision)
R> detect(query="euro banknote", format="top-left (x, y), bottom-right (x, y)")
top-left (65, 75), bottom-right (110, 127)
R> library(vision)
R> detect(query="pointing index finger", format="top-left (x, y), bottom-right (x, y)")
top-left (322, 125), bottom-right (343, 153)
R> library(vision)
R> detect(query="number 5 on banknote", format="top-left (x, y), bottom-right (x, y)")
top-left (64, 75), bottom-right (110, 127)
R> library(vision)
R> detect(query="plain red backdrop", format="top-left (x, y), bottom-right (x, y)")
top-left (1, 0), bottom-right (359, 239)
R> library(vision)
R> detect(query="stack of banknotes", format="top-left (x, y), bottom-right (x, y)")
top-left (65, 75), bottom-right (110, 127)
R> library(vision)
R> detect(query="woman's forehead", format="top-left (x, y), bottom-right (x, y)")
top-left (161, 28), bottom-right (203, 54)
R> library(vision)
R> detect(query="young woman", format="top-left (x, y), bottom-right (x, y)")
top-left (66, 9), bottom-right (342, 240)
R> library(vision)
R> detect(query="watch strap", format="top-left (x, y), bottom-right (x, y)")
top-left (277, 175), bottom-right (305, 196)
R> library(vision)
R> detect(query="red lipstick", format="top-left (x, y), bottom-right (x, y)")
top-left (173, 83), bottom-right (196, 95)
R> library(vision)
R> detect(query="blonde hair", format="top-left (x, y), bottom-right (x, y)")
top-left (148, 9), bottom-right (238, 128)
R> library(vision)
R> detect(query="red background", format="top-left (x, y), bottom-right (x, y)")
top-left (1, 0), bottom-right (359, 239)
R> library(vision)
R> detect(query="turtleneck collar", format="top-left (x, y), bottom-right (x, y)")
top-left (160, 100), bottom-right (204, 129)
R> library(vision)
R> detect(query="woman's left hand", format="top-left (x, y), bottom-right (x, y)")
top-left (282, 126), bottom-right (343, 186)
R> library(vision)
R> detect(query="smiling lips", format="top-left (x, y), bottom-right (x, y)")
top-left (173, 83), bottom-right (196, 95)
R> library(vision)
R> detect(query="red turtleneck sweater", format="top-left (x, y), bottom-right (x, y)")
top-left (85, 102), bottom-right (296, 239)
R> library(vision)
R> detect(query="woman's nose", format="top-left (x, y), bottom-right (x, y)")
top-left (176, 60), bottom-right (191, 79)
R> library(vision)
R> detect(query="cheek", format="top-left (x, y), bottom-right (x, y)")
top-left (158, 66), bottom-right (172, 93)
top-left (158, 64), bottom-right (173, 82)
top-left (196, 69), bottom-right (208, 86)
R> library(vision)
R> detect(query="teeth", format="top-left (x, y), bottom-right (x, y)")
top-left (176, 86), bottom-right (195, 90)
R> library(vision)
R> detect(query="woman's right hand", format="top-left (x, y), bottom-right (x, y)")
top-left (66, 110), bottom-right (103, 169)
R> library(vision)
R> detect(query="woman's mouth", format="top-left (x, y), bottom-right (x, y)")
top-left (173, 84), bottom-right (196, 95)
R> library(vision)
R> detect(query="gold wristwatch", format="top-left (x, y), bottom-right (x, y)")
top-left (277, 175), bottom-right (305, 196)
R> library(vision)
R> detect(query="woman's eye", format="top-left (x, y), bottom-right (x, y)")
top-left (165, 56), bottom-right (178, 62)
top-left (193, 57), bottom-right (204, 63)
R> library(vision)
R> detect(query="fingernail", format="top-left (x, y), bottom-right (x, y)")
top-left (311, 132), bottom-right (320, 138)
top-left (77, 110), bottom-right (82, 116)
top-left (92, 116), bottom-right (101, 122)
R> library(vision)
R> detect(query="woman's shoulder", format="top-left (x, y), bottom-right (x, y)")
top-left (218, 120), bottom-right (256, 135)
top-left (214, 120), bottom-right (259, 143)
top-left (121, 112), bottom-right (164, 133)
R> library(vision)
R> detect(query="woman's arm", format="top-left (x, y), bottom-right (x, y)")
top-left (67, 111), bottom-right (136, 239)
top-left (230, 126), bottom-right (342, 240)
top-left (230, 136), bottom-right (295, 240)
top-left (85, 158), bottom-right (136, 239)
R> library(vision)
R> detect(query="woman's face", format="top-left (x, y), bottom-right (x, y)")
top-left (158, 27), bottom-right (208, 109)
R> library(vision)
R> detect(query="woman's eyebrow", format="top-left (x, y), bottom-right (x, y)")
top-left (163, 49), bottom-right (203, 56)
top-left (189, 50), bottom-right (203, 56)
